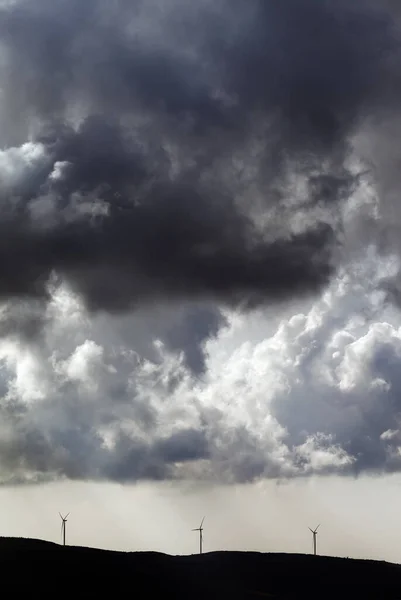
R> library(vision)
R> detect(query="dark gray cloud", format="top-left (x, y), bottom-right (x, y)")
top-left (104, 428), bottom-right (210, 482)
top-left (0, 0), bottom-right (399, 316)
top-left (2, 0), bottom-right (401, 486)
top-left (0, 119), bottom-right (336, 312)
top-left (162, 305), bottom-right (225, 374)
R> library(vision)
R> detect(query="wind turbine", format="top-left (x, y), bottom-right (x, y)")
top-left (59, 513), bottom-right (69, 546)
top-left (192, 517), bottom-right (205, 554)
top-left (308, 524), bottom-right (320, 556)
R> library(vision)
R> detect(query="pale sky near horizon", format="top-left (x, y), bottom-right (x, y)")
top-left (2, 475), bottom-right (401, 563)
top-left (2, 0), bottom-right (401, 568)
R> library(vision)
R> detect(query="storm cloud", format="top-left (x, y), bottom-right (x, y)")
top-left (0, 0), bottom-right (399, 313)
top-left (1, 0), bottom-right (401, 485)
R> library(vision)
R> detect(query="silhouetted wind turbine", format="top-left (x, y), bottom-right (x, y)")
top-left (59, 513), bottom-right (69, 546)
top-left (192, 517), bottom-right (205, 554)
top-left (308, 524), bottom-right (320, 556)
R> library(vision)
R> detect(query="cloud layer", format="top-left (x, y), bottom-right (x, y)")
top-left (0, 246), bottom-right (400, 485)
top-left (1, 0), bottom-right (401, 484)
top-left (0, 0), bottom-right (400, 312)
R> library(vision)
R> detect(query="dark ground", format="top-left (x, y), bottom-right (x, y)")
top-left (2, 537), bottom-right (401, 599)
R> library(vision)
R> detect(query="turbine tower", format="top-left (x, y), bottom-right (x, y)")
top-left (59, 512), bottom-right (69, 546)
top-left (308, 524), bottom-right (320, 556)
top-left (192, 517), bottom-right (205, 554)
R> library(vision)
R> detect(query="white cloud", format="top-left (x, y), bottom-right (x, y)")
top-left (380, 429), bottom-right (399, 441)
top-left (0, 142), bottom-right (48, 191)
top-left (294, 434), bottom-right (355, 473)
top-left (0, 243), bottom-right (398, 484)
top-left (335, 322), bottom-right (401, 392)
top-left (60, 340), bottom-right (105, 390)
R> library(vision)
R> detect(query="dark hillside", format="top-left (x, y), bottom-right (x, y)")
top-left (2, 537), bottom-right (400, 599)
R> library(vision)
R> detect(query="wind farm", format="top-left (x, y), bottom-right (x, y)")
top-left (0, 496), bottom-right (398, 598)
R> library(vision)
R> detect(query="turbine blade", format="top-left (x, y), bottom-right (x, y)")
top-left (308, 528), bottom-right (314, 533)
top-left (200, 516), bottom-right (205, 528)
top-left (315, 524), bottom-right (320, 531)
top-left (65, 513), bottom-right (70, 519)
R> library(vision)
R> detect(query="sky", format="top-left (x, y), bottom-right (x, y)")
top-left (1, 0), bottom-right (401, 562)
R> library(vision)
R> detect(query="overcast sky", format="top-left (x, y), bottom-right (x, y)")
top-left (1, 0), bottom-right (401, 563)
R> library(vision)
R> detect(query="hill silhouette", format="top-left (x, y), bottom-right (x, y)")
top-left (2, 537), bottom-right (400, 598)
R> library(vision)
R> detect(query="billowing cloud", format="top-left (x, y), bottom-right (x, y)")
top-left (1, 0), bottom-right (401, 485)
top-left (0, 0), bottom-right (400, 313)
top-left (0, 248), bottom-right (399, 484)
